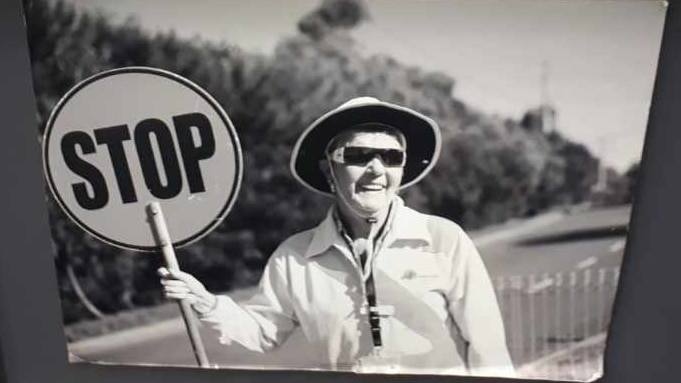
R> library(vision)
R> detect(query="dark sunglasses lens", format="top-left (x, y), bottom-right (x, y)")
top-left (380, 149), bottom-right (405, 166)
top-left (343, 147), bottom-right (404, 166)
top-left (342, 147), bottom-right (374, 165)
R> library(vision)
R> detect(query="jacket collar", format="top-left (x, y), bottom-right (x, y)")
top-left (303, 197), bottom-right (431, 258)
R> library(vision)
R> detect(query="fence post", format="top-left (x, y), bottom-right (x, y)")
top-left (553, 272), bottom-right (563, 379)
top-left (582, 268), bottom-right (593, 376)
top-left (496, 276), bottom-right (509, 358)
top-left (540, 273), bottom-right (553, 364)
top-left (527, 274), bottom-right (536, 363)
top-left (568, 270), bottom-right (578, 375)
top-left (597, 269), bottom-right (607, 333)
top-left (512, 275), bottom-right (524, 363)
top-left (555, 272), bottom-right (563, 343)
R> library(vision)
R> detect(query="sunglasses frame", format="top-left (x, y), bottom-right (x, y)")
top-left (328, 146), bottom-right (407, 167)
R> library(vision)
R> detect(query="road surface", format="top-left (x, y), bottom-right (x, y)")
top-left (70, 205), bottom-right (631, 372)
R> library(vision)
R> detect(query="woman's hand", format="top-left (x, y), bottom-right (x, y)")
top-left (158, 267), bottom-right (218, 315)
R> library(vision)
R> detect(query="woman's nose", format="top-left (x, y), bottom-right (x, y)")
top-left (366, 156), bottom-right (386, 174)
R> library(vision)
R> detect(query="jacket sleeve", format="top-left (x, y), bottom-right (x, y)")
top-left (198, 251), bottom-right (297, 353)
top-left (446, 227), bottom-right (516, 377)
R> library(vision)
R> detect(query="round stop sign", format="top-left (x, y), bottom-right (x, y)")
top-left (43, 67), bottom-right (242, 251)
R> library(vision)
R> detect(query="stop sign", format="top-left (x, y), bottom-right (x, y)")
top-left (43, 67), bottom-right (242, 251)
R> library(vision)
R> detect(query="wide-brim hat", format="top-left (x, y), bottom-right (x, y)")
top-left (291, 97), bottom-right (442, 195)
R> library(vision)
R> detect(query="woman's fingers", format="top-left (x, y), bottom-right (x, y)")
top-left (161, 279), bottom-right (187, 287)
top-left (158, 267), bottom-right (190, 280)
top-left (158, 267), bottom-right (210, 307)
top-left (165, 293), bottom-right (198, 304)
top-left (160, 268), bottom-right (196, 284)
top-left (163, 285), bottom-right (191, 294)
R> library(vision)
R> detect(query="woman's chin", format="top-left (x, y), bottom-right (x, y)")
top-left (352, 201), bottom-right (389, 218)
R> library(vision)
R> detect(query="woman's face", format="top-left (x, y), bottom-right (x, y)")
top-left (329, 131), bottom-right (404, 218)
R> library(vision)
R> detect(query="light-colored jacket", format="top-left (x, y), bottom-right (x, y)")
top-left (200, 198), bottom-right (515, 376)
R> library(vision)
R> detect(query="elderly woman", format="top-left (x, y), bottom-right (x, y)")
top-left (159, 97), bottom-right (514, 376)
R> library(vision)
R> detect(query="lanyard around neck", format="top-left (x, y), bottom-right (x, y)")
top-left (333, 202), bottom-right (397, 349)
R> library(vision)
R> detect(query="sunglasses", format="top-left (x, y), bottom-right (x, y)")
top-left (328, 146), bottom-right (406, 167)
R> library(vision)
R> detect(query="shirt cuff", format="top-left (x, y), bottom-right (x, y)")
top-left (194, 294), bottom-right (222, 319)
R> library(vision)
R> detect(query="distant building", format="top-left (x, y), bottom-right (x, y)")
top-left (520, 105), bottom-right (556, 133)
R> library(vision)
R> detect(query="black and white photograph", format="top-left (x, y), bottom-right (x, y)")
top-left (22, 0), bottom-right (665, 380)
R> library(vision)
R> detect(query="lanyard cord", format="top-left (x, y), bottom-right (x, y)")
top-left (333, 202), bottom-right (396, 349)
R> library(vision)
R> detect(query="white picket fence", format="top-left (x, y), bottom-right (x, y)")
top-left (494, 267), bottom-right (621, 381)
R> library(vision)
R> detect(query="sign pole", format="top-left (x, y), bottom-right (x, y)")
top-left (147, 202), bottom-right (210, 368)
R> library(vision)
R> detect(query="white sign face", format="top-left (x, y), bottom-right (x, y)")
top-left (43, 67), bottom-right (242, 251)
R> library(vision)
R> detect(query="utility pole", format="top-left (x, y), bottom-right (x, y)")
top-left (541, 61), bottom-right (555, 132)
top-left (593, 137), bottom-right (608, 193)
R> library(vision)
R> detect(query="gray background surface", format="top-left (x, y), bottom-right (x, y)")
top-left (0, 0), bottom-right (680, 382)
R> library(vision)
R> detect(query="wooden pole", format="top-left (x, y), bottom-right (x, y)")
top-left (147, 202), bottom-right (210, 368)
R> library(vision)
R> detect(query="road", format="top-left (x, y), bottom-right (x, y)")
top-left (478, 205), bottom-right (629, 277)
top-left (70, 205), bottom-right (631, 372)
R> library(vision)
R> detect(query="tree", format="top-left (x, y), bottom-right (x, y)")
top-left (24, 0), bottom-right (607, 322)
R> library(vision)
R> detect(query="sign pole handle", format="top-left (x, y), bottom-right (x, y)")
top-left (147, 202), bottom-right (210, 368)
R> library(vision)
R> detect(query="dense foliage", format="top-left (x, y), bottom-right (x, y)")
top-left (23, 0), bottom-right (629, 323)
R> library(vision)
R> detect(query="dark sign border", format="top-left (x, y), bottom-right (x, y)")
top-left (42, 67), bottom-right (243, 252)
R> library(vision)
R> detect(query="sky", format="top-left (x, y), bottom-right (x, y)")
top-left (62, 0), bottom-right (666, 172)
